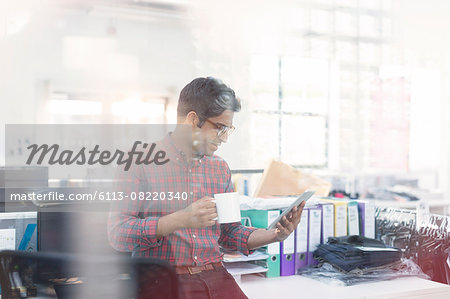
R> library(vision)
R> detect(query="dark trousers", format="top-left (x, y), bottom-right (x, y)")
top-left (178, 267), bottom-right (248, 299)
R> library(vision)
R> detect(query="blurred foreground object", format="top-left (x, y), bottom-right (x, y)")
top-left (0, 250), bottom-right (178, 299)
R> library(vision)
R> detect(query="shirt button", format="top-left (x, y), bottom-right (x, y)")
top-left (189, 169), bottom-right (192, 173)
top-left (194, 256), bottom-right (198, 260)
top-left (193, 234), bottom-right (196, 238)
top-left (190, 192), bottom-right (193, 195)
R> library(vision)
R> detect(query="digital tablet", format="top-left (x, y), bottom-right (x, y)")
top-left (266, 190), bottom-right (315, 230)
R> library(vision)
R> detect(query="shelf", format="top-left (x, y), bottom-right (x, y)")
top-left (224, 262), bottom-right (268, 276)
top-left (223, 251), bottom-right (269, 263)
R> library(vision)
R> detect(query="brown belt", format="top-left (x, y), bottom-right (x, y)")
top-left (175, 262), bottom-right (223, 275)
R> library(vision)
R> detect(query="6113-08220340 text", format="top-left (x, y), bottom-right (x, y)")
top-left (9, 191), bottom-right (188, 201)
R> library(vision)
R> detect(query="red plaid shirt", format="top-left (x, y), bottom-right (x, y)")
top-left (108, 133), bottom-right (256, 266)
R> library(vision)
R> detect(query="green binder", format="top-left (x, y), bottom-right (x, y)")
top-left (241, 209), bottom-right (281, 278)
top-left (346, 200), bottom-right (360, 235)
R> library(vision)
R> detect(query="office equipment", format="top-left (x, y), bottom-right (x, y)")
top-left (265, 241), bottom-right (281, 278)
top-left (347, 201), bottom-right (360, 235)
top-left (322, 199), bottom-right (347, 237)
top-left (223, 250), bottom-right (271, 279)
top-left (295, 210), bottom-right (309, 272)
top-left (320, 203), bottom-right (334, 244)
top-left (0, 212), bottom-right (37, 251)
top-left (225, 262), bottom-right (268, 276)
top-left (18, 223), bottom-right (36, 251)
top-left (0, 250), bottom-right (178, 299)
top-left (0, 229), bottom-right (15, 250)
top-left (223, 251), bottom-right (270, 263)
top-left (280, 232), bottom-right (295, 276)
top-left (241, 209), bottom-right (281, 277)
top-left (357, 201), bottom-right (375, 238)
top-left (38, 202), bottom-right (120, 256)
top-left (307, 206), bottom-right (322, 265)
top-left (267, 190), bottom-right (315, 230)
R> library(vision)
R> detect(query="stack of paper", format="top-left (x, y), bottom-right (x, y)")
top-left (224, 262), bottom-right (268, 276)
top-left (239, 195), bottom-right (321, 211)
top-left (223, 251), bottom-right (270, 263)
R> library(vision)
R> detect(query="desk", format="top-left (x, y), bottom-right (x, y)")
top-left (237, 274), bottom-right (450, 299)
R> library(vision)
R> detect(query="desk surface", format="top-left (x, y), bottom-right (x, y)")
top-left (237, 274), bottom-right (450, 299)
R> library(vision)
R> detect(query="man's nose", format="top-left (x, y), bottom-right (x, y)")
top-left (218, 132), bottom-right (228, 143)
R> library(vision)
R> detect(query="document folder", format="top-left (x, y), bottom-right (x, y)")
top-left (322, 199), bottom-right (347, 237)
top-left (295, 209), bottom-right (309, 272)
top-left (319, 203), bottom-right (334, 244)
top-left (280, 232), bottom-right (295, 276)
top-left (307, 206), bottom-right (322, 266)
top-left (347, 201), bottom-right (360, 236)
top-left (241, 209), bottom-right (281, 277)
top-left (357, 200), bottom-right (375, 238)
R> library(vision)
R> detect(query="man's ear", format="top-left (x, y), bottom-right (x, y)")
top-left (184, 111), bottom-right (199, 128)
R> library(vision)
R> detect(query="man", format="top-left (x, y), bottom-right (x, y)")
top-left (108, 77), bottom-right (306, 299)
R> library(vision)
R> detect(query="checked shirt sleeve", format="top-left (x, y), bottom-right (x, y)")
top-left (219, 222), bottom-right (257, 256)
top-left (107, 169), bottom-right (162, 252)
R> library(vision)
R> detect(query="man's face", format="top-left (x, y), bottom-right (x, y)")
top-left (194, 110), bottom-right (234, 156)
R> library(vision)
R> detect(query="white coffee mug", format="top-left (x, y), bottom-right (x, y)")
top-left (213, 192), bottom-right (241, 224)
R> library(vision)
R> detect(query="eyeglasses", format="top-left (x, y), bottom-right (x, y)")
top-left (203, 118), bottom-right (235, 138)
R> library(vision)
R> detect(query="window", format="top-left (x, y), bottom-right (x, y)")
top-left (247, 55), bottom-right (330, 169)
top-left (46, 91), bottom-right (168, 124)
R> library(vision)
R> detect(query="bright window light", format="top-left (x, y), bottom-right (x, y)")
top-left (48, 100), bottom-right (102, 115)
top-left (112, 99), bottom-right (165, 119)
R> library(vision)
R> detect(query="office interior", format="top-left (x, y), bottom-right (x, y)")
top-left (1, 0), bottom-right (450, 298)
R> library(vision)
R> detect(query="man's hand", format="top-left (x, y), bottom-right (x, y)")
top-left (247, 201), bottom-right (307, 250)
top-left (180, 196), bottom-right (217, 229)
top-left (273, 200), bottom-right (306, 242)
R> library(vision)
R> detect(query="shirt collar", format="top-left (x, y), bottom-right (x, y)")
top-left (164, 132), bottom-right (204, 167)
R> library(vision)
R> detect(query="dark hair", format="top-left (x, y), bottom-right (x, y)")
top-left (177, 77), bottom-right (241, 125)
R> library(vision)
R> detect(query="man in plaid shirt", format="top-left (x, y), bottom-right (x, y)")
top-left (108, 77), bottom-right (306, 299)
